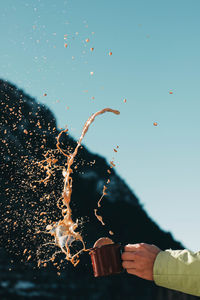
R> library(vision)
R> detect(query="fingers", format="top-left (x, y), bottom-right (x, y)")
top-left (124, 243), bottom-right (142, 252)
top-left (122, 243), bottom-right (145, 260)
top-left (121, 243), bottom-right (161, 281)
top-left (123, 243), bottom-right (159, 253)
top-left (121, 251), bottom-right (137, 261)
top-left (122, 260), bottom-right (136, 269)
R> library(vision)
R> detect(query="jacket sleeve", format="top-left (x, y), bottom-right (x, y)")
top-left (153, 249), bottom-right (200, 296)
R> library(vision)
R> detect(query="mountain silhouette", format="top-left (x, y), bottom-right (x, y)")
top-left (0, 79), bottom-right (198, 300)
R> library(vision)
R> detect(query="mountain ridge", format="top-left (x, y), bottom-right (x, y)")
top-left (0, 79), bottom-right (197, 300)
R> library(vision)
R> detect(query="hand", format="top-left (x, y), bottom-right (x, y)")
top-left (121, 243), bottom-right (161, 281)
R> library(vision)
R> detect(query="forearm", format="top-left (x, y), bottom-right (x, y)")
top-left (153, 249), bottom-right (200, 296)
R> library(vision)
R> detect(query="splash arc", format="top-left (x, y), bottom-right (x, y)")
top-left (43, 108), bottom-right (120, 266)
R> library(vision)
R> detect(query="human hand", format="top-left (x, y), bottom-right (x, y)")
top-left (121, 243), bottom-right (161, 281)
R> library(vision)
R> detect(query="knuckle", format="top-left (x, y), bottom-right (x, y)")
top-left (137, 243), bottom-right (146, 250)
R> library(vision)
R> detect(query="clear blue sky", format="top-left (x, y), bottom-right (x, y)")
top-left (1, 0), bottom-right (200, 251)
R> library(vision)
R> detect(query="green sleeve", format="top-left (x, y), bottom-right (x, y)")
top-left (153, 249), bottom-right (200, 296)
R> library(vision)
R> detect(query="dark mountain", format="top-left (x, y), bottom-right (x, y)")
top-left (0, 79), bottom-right (198, 300)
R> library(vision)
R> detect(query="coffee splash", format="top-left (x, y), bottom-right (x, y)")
top-left (38, 108), bottom-right (120, 266)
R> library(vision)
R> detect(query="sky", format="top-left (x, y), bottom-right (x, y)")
top-left (1, 0), bottom-right (200, 251)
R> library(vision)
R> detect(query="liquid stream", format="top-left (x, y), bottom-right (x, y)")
top-left (38, 108), bottom-right (120, 266)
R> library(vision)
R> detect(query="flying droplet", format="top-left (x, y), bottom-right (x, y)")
top-left (153, 122), bottom-right (158, 126)
top-left (110, 161), bottom-right (116, 168)
top-left (123, 99), bottom-right (127, 103)
top-left (43, 93), bottom-right (47, 97)
top-left (85, 38), bottom-right (90, 43)
top-left (90, 71), bottom-right (94, 76)
top-left (90, 47), bottom-right (94, 52)
top-left (169, 91), bottom-right (173, 94)
top-left (64, 43), bottom-right (68, 48)
top-left (109, 52), bottom-right (112, 56)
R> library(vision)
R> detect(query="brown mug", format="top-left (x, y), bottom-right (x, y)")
top-left (89, 243), bottom-right (123, 277)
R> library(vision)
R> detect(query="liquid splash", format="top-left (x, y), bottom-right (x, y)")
top-left (38, 108), bottom-right (120, 266)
